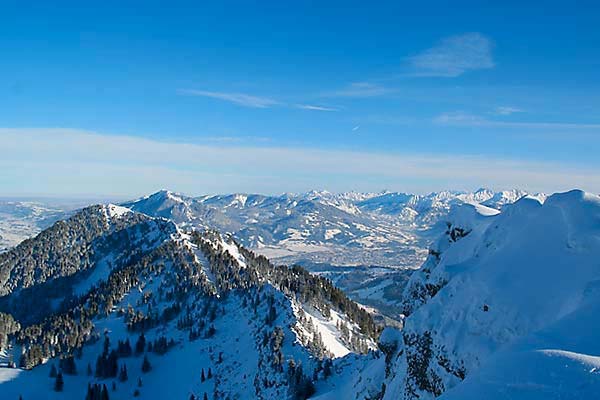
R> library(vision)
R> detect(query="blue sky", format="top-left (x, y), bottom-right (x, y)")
top-left (1, 1), bottom-right (600, 197)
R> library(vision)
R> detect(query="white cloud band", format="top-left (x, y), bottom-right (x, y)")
top-left (1, 128), bottom-right (598, 197)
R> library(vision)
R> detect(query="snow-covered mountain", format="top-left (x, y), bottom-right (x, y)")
top-left (123, 188), bottom-right (533, 267)
top-left (0, 189), bottom-right (596, 399)
top-left (314, 189), bottom-right (600, 399)
top-left (122, 188), bottom-right (533, 317)
top-left (0, 205), bottom-right (378, 399)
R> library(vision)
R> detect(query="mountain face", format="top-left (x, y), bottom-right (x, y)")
top-left (122, 189), bottom-right (533, 317)
top-left (314, 190), bottom-right (600, 400)
top-left (123, 189), bottom-right (533, 268)
top-left (0, 205), bottom-right (378, 399)
top-left (0, 204), bottom-right (176, 324)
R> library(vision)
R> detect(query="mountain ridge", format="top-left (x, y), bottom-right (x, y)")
top-left (0, 204), bottom-right (379, 399)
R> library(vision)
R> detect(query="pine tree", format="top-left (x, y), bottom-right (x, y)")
top-left (119, 364), bottom-right (128, 382)
top-left (141, 355), bottom-right (151, 373)
top-left (103, 336), bottom-right (110, 356)
top-left (49, 364), bottom-right (58, 378)
top-left (203, 392), bottom-right (208, 400)
top-left (135, 333), bottom-right (146, 355)
top-left (207, 367), bottom-right (212, 379)
top-left (60, 356), bottom-right (77, 375)
top-left (54, 371), bottom-right (64, 392)
top-left (201, 368), bottom-right (205, 382)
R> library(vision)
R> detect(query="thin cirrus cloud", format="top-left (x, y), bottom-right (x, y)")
top-left (434, 111), bottom-right (600, 130)
top-left (407, 32), bottom-right (495, 77)
top-left (324, 82), bottom-right (393, 98)
top-left (178, 89), bottom-right (279, 108)
top-left (295, 104), bottom-right (339, 112)
top-left (179, 89), bottom-right (339, 112)
top-left (493, 106), bottom-right (524, 116)
top-left (2, 128), bottom-right (599, 197)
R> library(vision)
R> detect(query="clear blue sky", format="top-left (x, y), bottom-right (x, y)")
top-left (1, 1), bottom-right (600, 197)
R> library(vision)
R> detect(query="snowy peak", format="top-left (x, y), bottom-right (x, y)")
top-left (0, 204), bottom-right (176, 299)
top-left (123, 190), bottom-right (195, 223)
top-left (118, 188), bottom-right (533, 270)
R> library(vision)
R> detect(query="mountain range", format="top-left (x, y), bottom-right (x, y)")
top-left (1, 189), bottom-right (598, 399)
top-left (0, 189), bottom-right (597, 399)
top-left (0, 189), bottom-right (538, 320)
top-left (121, 188), bottom-right (537, 317)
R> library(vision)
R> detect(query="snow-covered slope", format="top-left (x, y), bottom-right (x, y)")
top-left (0, 206), bottom-right (379, 399)
top-left (314, 189), bottom-right (600, 400)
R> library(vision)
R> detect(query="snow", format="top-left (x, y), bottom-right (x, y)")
top-left (106, 204), bottom-right (132, 218)
top-left (324, 229), bottom-right (341, 240)
top-left (311, 190), bottom-right (600, 399)
top-left (291, 302), bottom-right (351, 358)
top-left (391, 190), bottom-right (600, 398)
top-left (220, 237), bottom-right (247, 268)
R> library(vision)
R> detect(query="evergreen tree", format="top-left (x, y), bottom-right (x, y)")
top-left (203, 393), bottom-right (208, 400)
top-left (207, 367), bottom-right (212, 379)
top-left (54, 371), bottom-right (64, 392)
top-left (201, 368), bottom-right (205, 382)
top-left (141, 355), bottom-right (151, 373)
top-left (118, 364), bottom-right (128, 382)
top-left (49, 364), bottom-right (58, 378)
top-left (135, 333), bottom-right (146, 354)
top-left (59, 356), bottom-right (77, 375)
top-left (103, 336), bottom-right (110, 356)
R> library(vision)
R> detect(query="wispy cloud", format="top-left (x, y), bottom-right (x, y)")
top-left (178, 89), bottom-right (278, 108)
top-left (325, 82), bottom-right (393, 98)
top-left (408, 33), bottom-right (494, 77)
top-left (434, 111), bottom-right (600, 130)
top-left (494, 106), bottom-right (524, 116)
top-left (295, 104), bottom-right (339, 112)
top-left (2, 128), bottom-right (598, 196)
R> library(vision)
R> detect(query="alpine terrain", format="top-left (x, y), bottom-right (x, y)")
top-left (0, 204), bottom-right (378, 399)
top-left (122, 188), bottom-right (534, 317)
top-left (0, 189), bottom-right (597, 399)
